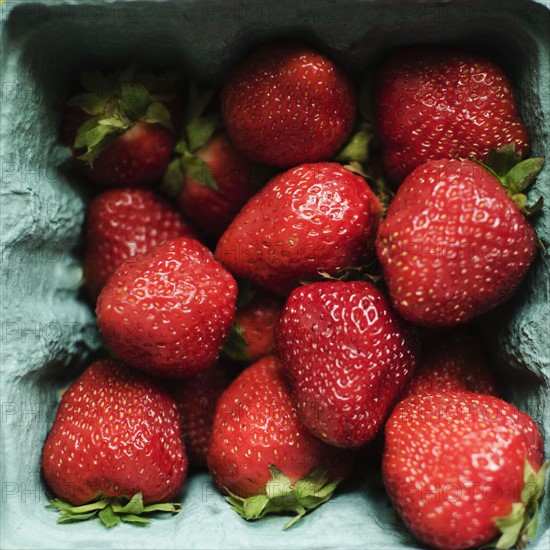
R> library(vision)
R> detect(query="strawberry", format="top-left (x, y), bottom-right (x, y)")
top-left (223, 290), bottom-right (283, 363)
top-left (376, 45), bottom-right (530, 183)
top-left (376, 153), bottom-right (542, 326)
top-left (207, 356), bottom-right (354, 529)
top-left (221, 41), bottom-right (356, 167)
top-left (277, 281), bottom-right (419, 448)
top-left (42, 359), bottom-right (186, 526)
top-left (215, 162), bottom-right (381, 296)
top-left (171, 361), bottom-right (233, 469)
top-left (96, 237), bottom-right (237, 377)
top-left (63, 67), bottom-right (178, 186)
top-left (176, 132), bottom-right (257, 239)
top-left (383, 392), bottom-right (549, 550)
top-left (400, 329), bottom-right (498, 400)
top-left (162, 84), bottom-right (258, 239)
top-left (83, 188), bottom-right (198, 301)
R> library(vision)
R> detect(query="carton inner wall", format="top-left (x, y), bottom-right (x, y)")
top-left (1, 1), bottom-right (549, 548)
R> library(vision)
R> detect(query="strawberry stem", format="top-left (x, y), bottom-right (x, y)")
top-left (470, 144), bottom-right (544, 217)
top-left (488, 459), bottom-right (549, 549)
top-left (222, 322), bottom-right (250, 363)
top-left (224, 465), bottom-right (343, 530)
top-left (161, 82), bottom-right (222, 194)
top-left (46, 491), bottom-right (181, 528)
top-left (70, 67), bottom-right (175, 166)
top-left (335, 121), bottom-right (374, 164)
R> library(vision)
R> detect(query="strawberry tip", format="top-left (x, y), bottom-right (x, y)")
top-left (46, 491), bottom-right (182, 528)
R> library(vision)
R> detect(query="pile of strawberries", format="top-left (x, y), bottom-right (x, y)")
top-left (41, 42), bottom-right (548, 549)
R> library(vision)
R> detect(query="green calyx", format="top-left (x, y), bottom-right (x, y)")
top-left (300, 260), bottom-right (384, 287)
top-left (225, 465), bottom-right (343, 530)
top-left (222, 322), bottom-right (250, 363)
top-left (471, 144), bottom-right (544, 216)
top-left (221, 279), bottom-right (256, 362)
top-left (69, 66), bottom-right (175, 166)
top-left (161, 83), bottom-right (222, 197)
top-left (46, 491), bottom-right (181, 528)
top-left (335, 121), bottom-right (375, 165)
top-left (487, 459), bottom-right (549, 549)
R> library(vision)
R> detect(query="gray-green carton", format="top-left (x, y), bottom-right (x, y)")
top-left (1, 1), bottom-right (549, 548)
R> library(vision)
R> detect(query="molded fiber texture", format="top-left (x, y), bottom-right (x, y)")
top-left (1, 1), bottom-right (549, 549)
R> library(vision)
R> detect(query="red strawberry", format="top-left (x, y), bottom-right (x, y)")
top-left (162, 83), bottom-right (259, 239)
top-left (221, 41), bottom-right (356, 167)
top-left (96, 237), bottom-right (237, 377)
top-left (376, 155), bottom-right (541, 326)
top-left (277, 281), bottom-right (419, 448)
top-left (207, 356), bottom-right (354, 528)
top-left (63, 67), bottom-right (178, 186)
top-left (171, 361), bottom-right (233, 468)
top-left (83, 188), bottom-right (198, 301)
top-left (42, 359), bottom-right (186, 526)
top-left (400, 329), bottom-right (498, 400)
top-left (383, 392), bottom-right (548, 550)
top-left (376, 45), bottom-right (530, 183)
top-left (223, 291), bottom-right (283, 363)
top-left (174, 132), bottom-right (257, 239)
top-left (215, 162), bottom-right (381, 296)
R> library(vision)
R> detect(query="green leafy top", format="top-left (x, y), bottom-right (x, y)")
top-left (222, 322), bottom-right (250, 363)
top-left (46, 491), bottom-right (181, 528)
top-left (69, 67), bottom-right (175, 165)
top-left (485, 459), bottom-right (549, 549)
top-left (472, 144), bottom-right (544, 216)
top-left (221, 280), bottom-right (257, 363)
top-left (161, 82), bottom-right (223, 197)
top-left (225, 465), bottom-right (343, 530)
top-left (335, 75), bottom-right (393, 218)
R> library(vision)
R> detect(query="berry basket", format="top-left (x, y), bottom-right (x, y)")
top-left (1, 0), bottom-right (549, 548)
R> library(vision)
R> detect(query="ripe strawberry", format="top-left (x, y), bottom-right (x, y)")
top-left (96, 237), bottom-right (237, 377)
top-left (400, 329), bottom-right (497, 400)
top-left (383, 392), bottom-right (548, 550)
top-left (277, 281), bottom-right (419, 448)
top-left (376, 155), bottom-right (541, 326)
top-left (63, 67), bottom-right (178, 186)
top-left (223, 290), bottom-right (283, 363)
top-left (162, 83), bottom-right (259, 239)
top-left (170, 132), bottom-right (257, 239)
top-left (83, 188), bottom-right (198, 301)
top-left (42, 359), bottom-right (186, 526)
top-left (221, 41), bottom-right (356, 167)
top-left (215, 162), bottom-right (381, 296)
top-left (207, 356), bottom-right (354, 528)
top-left (171, 361), bottom-right (233, 468)
top-left (376, 45), bottom-right (530, 183)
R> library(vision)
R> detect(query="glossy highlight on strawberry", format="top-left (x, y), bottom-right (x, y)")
top-left (215, 162), bottom-right (381, 296)
top-left (96, 237), bottom-right (237, 377)
top-left (383, 392), bottom-right (546, 550)
top-left (41, 360), bottom-right (187, 507)
top-left (278, 281), bottom-right (419, 448)
top-left (208, 356), bottom-right (353, 527)
top-left (83, 188), bottom-right (197, 300)
top-left (221, 41), bottom-right (356, 167)
top-left (376, 45), bottom-right (530, 183)
top-left (376, 158), bottom-right (537, 325)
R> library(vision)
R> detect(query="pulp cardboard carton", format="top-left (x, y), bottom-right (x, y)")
top-left (1, 1), bottom-right (549, 548)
